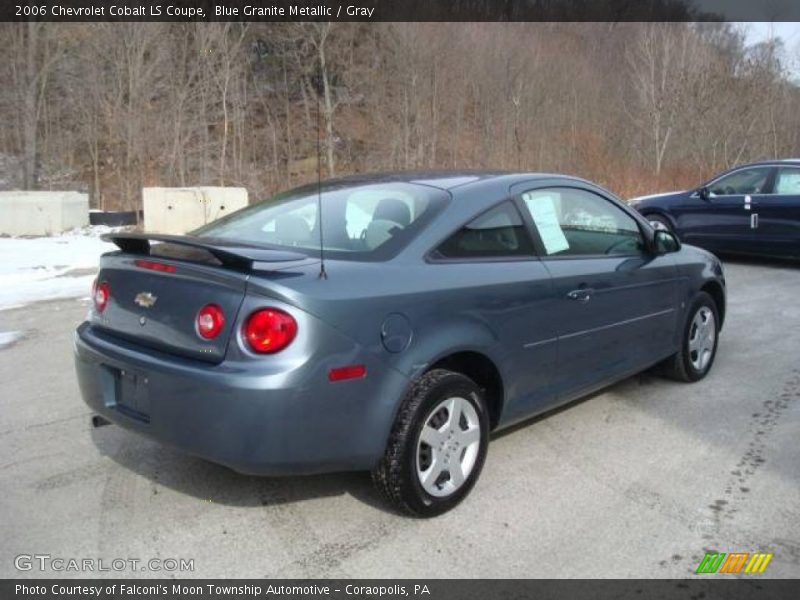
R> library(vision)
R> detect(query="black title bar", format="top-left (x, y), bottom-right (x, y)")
top-left (4, 579), bottom-right (800, 600)
top-left (4, 0), bottom-right (800, 22)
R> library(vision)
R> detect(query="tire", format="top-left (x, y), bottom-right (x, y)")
top-left (661, 291), bottom-right (720, 382)
top-left (372, 369), bottom-right (490, 517)
top-left (645, 213), bottom-right (674, 233)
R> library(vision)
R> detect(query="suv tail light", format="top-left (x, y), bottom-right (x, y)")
top-left (243, 308), bottom-right (297, 354)
top-left (196, 304), bottom-right (225, 339)
top-left (93, 279), bottom-right (110, 313)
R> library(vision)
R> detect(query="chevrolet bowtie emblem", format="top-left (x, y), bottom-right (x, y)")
top-left (134, 292), bottom-right (158, 308)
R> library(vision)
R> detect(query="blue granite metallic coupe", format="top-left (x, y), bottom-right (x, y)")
top-left (74, 171), bottom-right (725, 516)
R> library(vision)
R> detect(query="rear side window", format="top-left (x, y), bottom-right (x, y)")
top-left (434, 201), bottom-right (535, 259)
top-left (772, 167), bottom-right (800, 195)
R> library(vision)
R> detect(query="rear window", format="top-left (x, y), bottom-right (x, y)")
top-left (192, 182), bottom-right (449, 261)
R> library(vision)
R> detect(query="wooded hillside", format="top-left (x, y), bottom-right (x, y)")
top-left (1, 22), bottom-right (798, 209)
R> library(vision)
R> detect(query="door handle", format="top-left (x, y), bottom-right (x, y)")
top-left (751, 213), bottom-right (758, 229)
top-left (567, 288), bottom-right (594, 302)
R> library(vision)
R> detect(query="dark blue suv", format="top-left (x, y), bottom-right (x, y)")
top-left (630, 160), bottom-right (800, 259)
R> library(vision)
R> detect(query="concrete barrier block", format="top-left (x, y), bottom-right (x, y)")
top-left (0, 191), bottom-right (89, 236)
top-left (142, 187), bottom-right (248, 235)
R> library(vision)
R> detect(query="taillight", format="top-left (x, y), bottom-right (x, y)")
top-left (196, 304), bottom-right (225, 339)
top-left (93, 280), bottom-right (110, 313)
top-left (243, 308), bottom-right (297, 354)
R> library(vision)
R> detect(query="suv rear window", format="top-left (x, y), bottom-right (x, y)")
top-left (193, 182), bottom-right (449, 261)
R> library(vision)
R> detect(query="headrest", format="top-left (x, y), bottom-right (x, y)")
top-left (373, 198), bottom-right (411, 227)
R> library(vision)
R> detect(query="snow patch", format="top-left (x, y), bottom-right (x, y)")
top-left (0, 226), bottom-right (123, 309)
top-left (0, 331), bottom-right (24, 349)
top-left (0, 304), bottom-right (25, 312)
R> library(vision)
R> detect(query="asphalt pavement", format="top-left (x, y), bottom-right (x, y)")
top-left (1, 259), bottom-right (798, 578)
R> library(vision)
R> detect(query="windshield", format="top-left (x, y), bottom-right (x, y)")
top-left (192, 181), bottom-right (449, 261)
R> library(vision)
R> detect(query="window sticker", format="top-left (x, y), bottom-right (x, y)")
top-left (522, 193), bottom-right (570, 255)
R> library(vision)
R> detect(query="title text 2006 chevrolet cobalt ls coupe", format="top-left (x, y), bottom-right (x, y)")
top-left (75, 172), bottom-right (725, 516)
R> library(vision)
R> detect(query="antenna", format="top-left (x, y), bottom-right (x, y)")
top-left (316, 75), bottom-right (328, 280)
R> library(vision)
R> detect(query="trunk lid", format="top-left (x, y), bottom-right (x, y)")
top-left (93, 234), bottom-right (308, 363)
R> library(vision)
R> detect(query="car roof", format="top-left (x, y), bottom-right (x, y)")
top-left (323, 170), bottom-right (590, 191)
top-left (704, 159), bottom-right (800, 183)
top-left (733, 159), bottom-right (800, 169)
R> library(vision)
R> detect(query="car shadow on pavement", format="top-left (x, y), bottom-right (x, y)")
top-left (716, 254), bottom-right (799, 269)
top-left (490, 369), bottom-right (662, 442)
top-left (89, 426), bottom-right (392, 513)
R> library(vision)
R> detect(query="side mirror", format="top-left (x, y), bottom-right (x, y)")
top-left (698, 186), bottom-right (710, 202)
top-left (654, 229), bottom-right (681, 254)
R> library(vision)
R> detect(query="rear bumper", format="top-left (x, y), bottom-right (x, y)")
top-left (73, 322), bottom-right (409, 475)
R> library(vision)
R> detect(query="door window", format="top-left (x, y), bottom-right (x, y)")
top-left (521, 188), bottom-right (645, 257)
top-left (434, 201), bottom-right (535, 259)
top-left (708, 168), bottom-right (771, 196)
top-left (772, 167), bottom-right (800, 195)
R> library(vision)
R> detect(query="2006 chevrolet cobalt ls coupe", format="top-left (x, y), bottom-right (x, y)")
top-left (75, 172), bottom-right (725, 516)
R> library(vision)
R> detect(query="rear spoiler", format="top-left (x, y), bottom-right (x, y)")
top-left (101, 233), bottom-right (308, 272)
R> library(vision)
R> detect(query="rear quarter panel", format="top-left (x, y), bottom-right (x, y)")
top-left (253, 259), bottom-right (559, 432)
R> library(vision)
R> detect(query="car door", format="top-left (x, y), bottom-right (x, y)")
top-left (513, 183), bottom-right (680, 402)
top-left (678, 166), bottom-right (773, 253)
top-left (429, 199), bottom-right (559, 424)
top-left (757, 165), bottom-right (800, 257)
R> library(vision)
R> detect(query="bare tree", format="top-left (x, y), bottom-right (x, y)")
top-left (1, 22), bottom-right (799, 208)
top-left (4, 23), bottom-right (62, 189)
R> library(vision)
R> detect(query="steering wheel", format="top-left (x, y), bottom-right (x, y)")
top-left (562, 209), bottom-right (581, 224)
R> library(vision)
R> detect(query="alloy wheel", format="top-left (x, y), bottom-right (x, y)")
top-left (688, 306), bottom-right (716, 372)
top-left (416, 396), bottom-right (481, 498)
